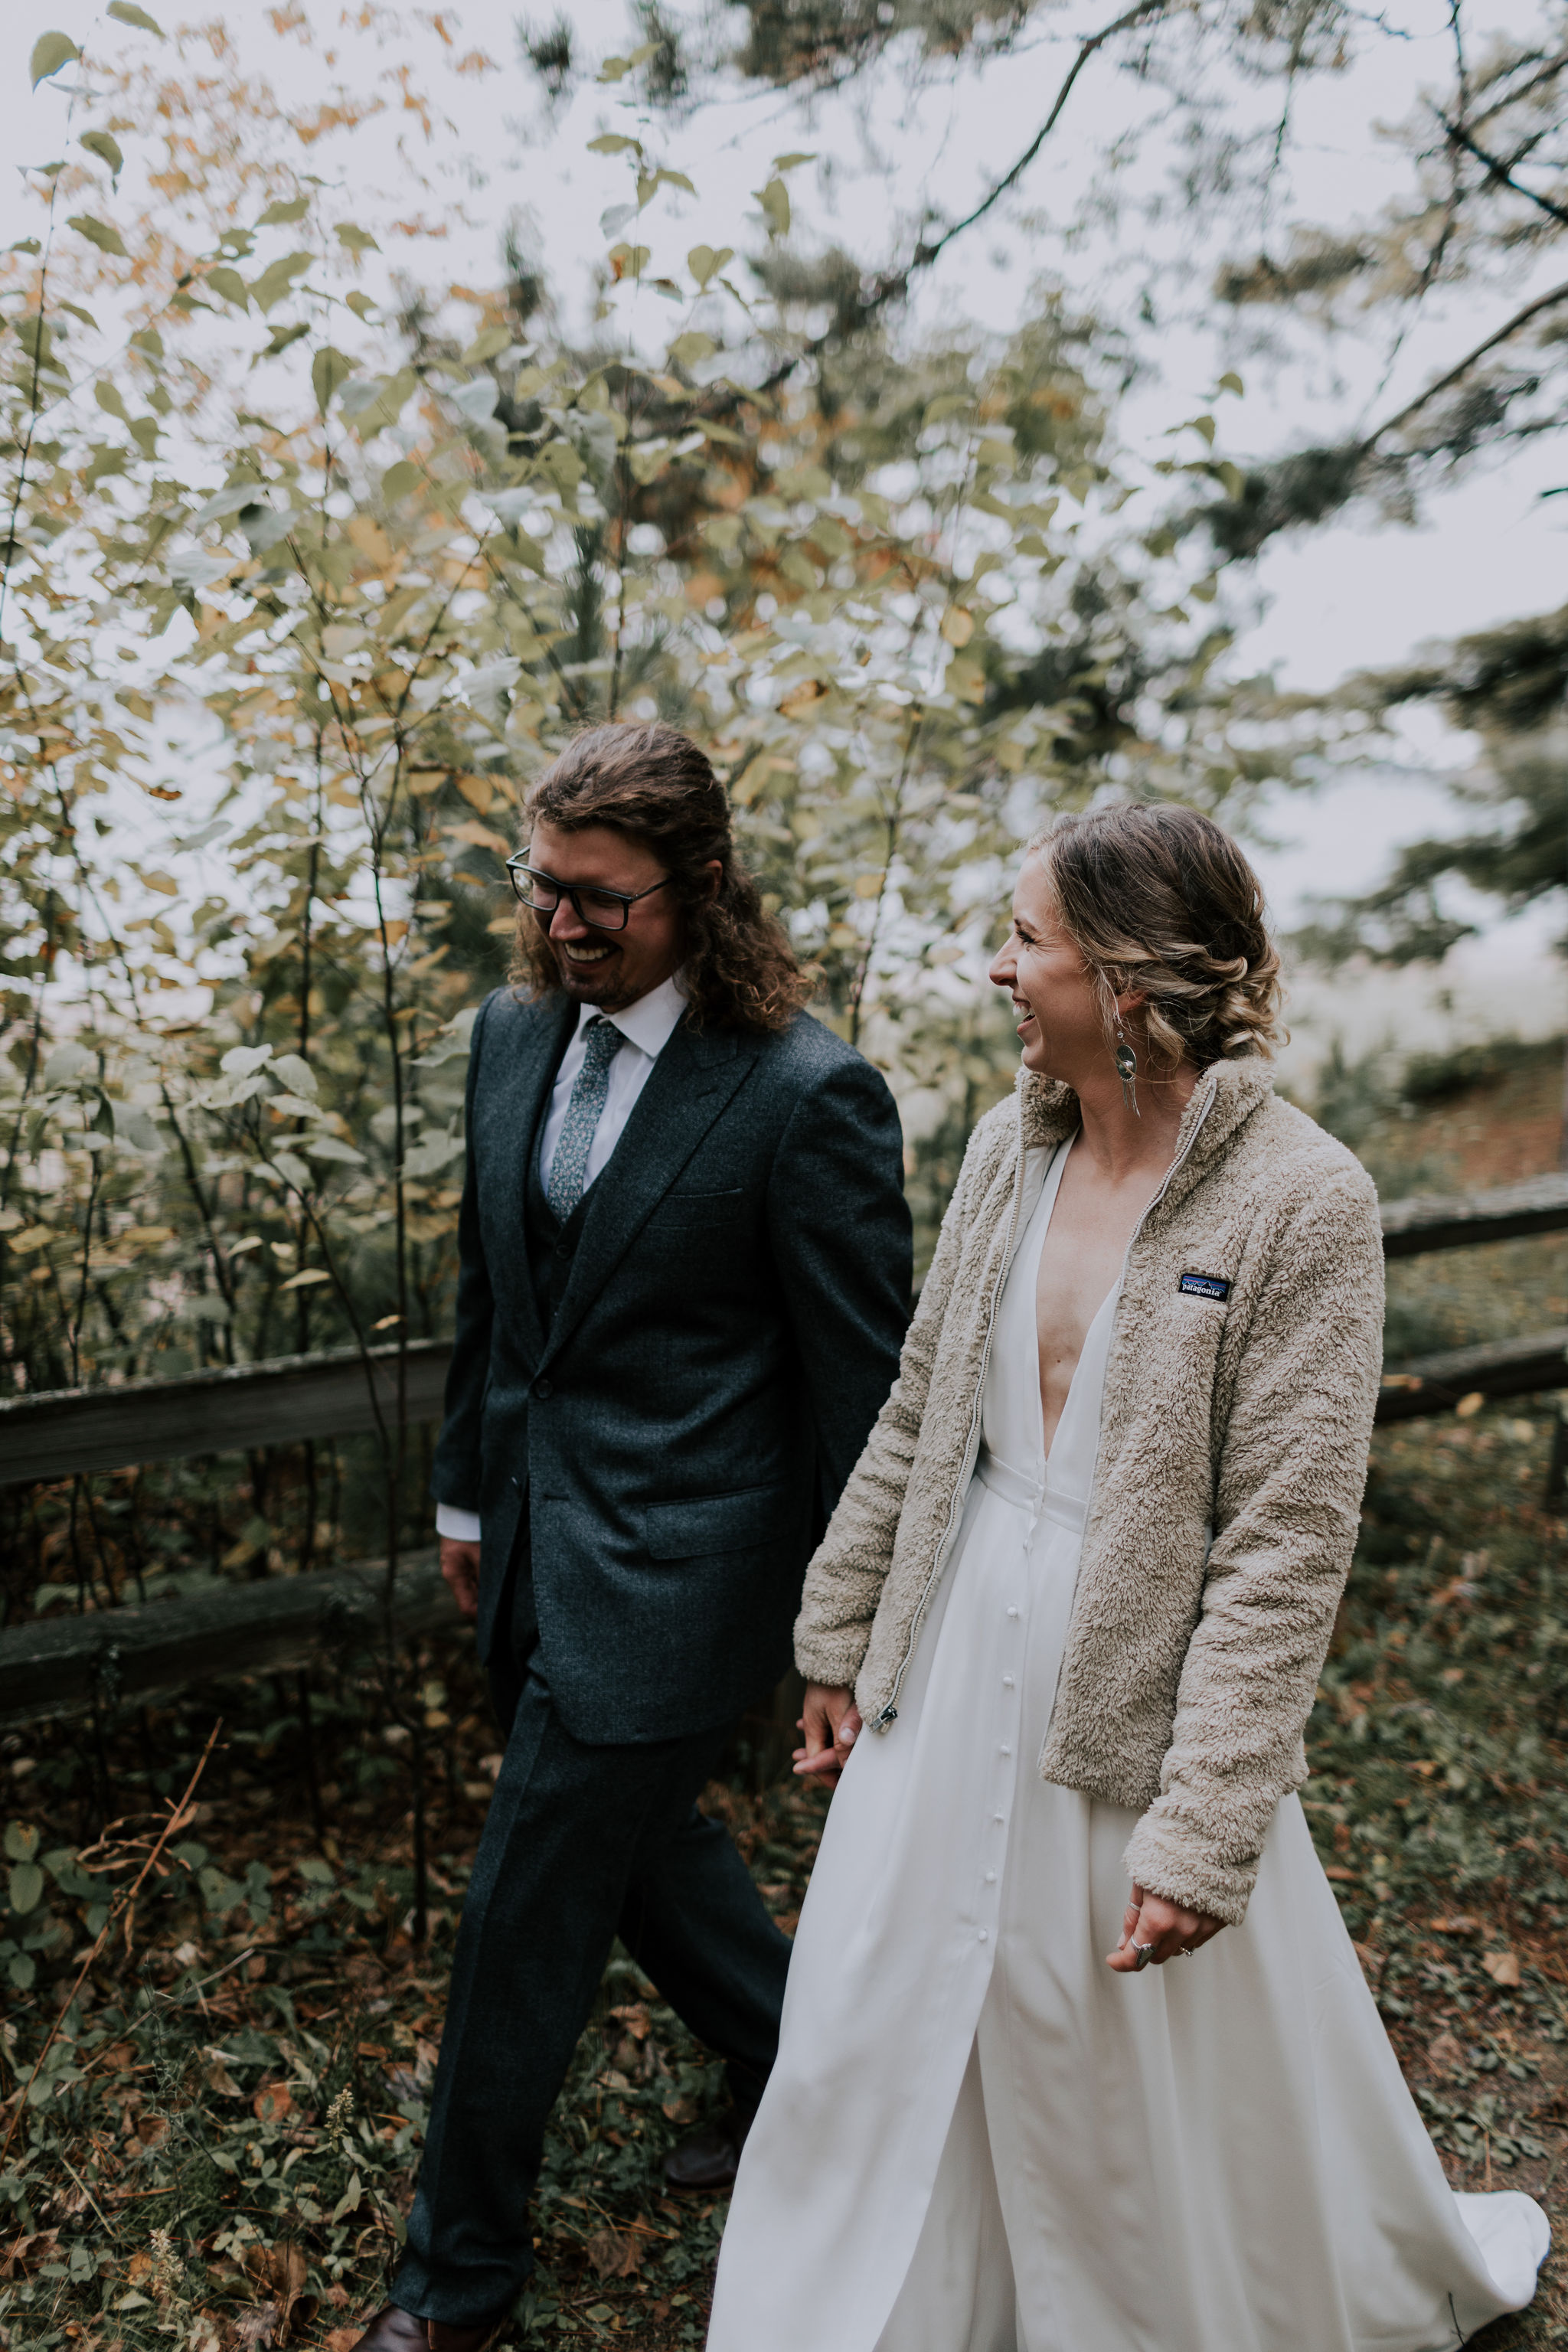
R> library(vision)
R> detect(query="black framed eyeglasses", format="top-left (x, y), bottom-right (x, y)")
top-left (504, 857), bottom-right (675, 933)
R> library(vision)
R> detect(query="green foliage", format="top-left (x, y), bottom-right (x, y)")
top-left (1295, 609), bottom-right (1568, 969)
top-left (0, 17), bottom-right (1256, 1426)
top-left (0, 1642), bottom-right (831, 2348)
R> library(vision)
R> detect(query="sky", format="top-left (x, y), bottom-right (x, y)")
top-left (4, 0), bottom-right (1563, 1075)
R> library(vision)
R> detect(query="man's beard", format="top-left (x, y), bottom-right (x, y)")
top-left (556, 938), bottom-right (639, 1009)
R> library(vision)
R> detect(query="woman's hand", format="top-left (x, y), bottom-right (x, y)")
top-left (793, 1683), bottom-right (863, 1786)
top-left (1106, 1882), bottom-right (1224, 1971)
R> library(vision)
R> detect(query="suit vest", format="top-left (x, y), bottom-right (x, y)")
top-left (523, 1080), bottom-right (596, 1338)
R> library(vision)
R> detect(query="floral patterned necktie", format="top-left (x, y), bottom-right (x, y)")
top-left (547, 1014), bottom-right (624, 1221)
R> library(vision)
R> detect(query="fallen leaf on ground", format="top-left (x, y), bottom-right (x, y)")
top-left (1483, 1949), bottom-right (1523, 1988)
top-left (232, 2299), bottom-right (281, 2348)
top-left (586, 2227), bottom-right (642, 2280)
top-left (1429, 2032), bottom-right (1467, 2072)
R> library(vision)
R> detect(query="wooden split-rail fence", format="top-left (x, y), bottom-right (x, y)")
top-left (2, 1171), bottom-right (1566, 1730)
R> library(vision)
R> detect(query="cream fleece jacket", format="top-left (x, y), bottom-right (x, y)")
top-left (794, 1057), bottom-right (1384, 1926)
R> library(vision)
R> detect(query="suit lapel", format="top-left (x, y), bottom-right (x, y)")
top-left (538, 1020), bottom-right (759, 1370)
top-left (495, 991), bottom-right (576, 1367)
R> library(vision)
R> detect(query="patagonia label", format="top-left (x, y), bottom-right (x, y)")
top-left (1179, 1271), bottom-right (1230, 1302)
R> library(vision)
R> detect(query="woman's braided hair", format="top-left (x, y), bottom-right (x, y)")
top-left (1027, 802), bottom-right (1284, 1071)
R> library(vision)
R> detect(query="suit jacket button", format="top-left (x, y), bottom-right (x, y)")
top-left (533, 1377), bottom-right (554, 1400)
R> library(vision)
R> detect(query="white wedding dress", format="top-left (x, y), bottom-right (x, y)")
top-left (708, 1139), bottom-right (1548, 2352)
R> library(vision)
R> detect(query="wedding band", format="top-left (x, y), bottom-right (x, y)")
top-left (1131, 1940), bottom-right (1156, 1971)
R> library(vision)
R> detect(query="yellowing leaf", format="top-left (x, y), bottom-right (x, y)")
top-left (68, 215), bottom-right (128, 259)
top-left (30, 32), bottom-right (80, 87)
top-left (106, 1), bottom-right (165, 31)
top-left (453, 773), bottom-right (499, 813)
top-left (779, 678), bottom-right (828, 718)
top-left (258, 195), bottom-right (310, 226)
top-left (754, 178), bottom-right (790, 238)
top-left (80, 130), bottom-right (125, 176)
top-left (940, 606), bottom-right (975, 647)
top-left (688, 243), bottom-right (733, 289)
top-left (278, 1268), bottom-right (332, 1291)
top-left (1455, 1392), bottom-right (1485, 1419)
top-left (142, 871), bottom-right (179, 897)
top-left (249, 250), bottom-right (312, 311)
top-left (445, 817), bottom-right (511, 856)
top-left (381, 459), bottom-right (420, 503)
top-left (668, 331), bottom-right (715, 370)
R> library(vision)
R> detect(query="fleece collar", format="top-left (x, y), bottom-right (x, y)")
top-left (1016, 1056), bottom-right (1276, 1205)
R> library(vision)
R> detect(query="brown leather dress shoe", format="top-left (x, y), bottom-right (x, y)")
top-left (350, 2305), bottom-right (508, 2352)
top-left (663, 2105), bottom-right (754, 2193)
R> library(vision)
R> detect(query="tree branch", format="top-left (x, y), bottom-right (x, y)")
top-left (742, 0), bottom-right (1174, 403)
top-left (1442, 113), bottom-right (1568, 228)
top-left (911, 0), bottom-right (1176, 273)
top-left (1363, 275), bottom-right (1568, 449)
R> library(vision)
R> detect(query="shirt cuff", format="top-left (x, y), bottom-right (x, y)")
top-left (435, 1503), bottom-right (482, 1544)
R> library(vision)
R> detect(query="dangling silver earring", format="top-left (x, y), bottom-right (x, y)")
top-left (1112, 1005), bottom-right (1140, 1116)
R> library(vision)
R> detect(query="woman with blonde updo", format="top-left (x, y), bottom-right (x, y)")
top-left (708, 804), bottom-right (1548, 2352)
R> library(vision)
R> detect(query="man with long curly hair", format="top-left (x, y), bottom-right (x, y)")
top-left (354, 724), bottom-right (911, 2352)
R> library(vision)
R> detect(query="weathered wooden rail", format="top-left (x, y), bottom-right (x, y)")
top-left (1, 1171), bottom-right (1564, 1727)
top-left (1379, 1171), bottom-right (1568, 1259)
top-left (0, 1550), bottom-right (452, 1729)
top-left (1376, 1328), bottom-right (1568, 1423)
top-left (0, 1338), bottom-right (451, 1488)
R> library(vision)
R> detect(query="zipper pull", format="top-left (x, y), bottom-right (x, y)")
top-left (872, 1704), bottom-right (899, 1730)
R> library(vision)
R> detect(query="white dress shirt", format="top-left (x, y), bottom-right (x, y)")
top-left (435, 973), bottom-right (688, 1545)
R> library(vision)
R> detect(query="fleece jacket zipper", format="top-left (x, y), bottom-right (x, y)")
top-left (868, 1093), bottom-right (1033, 1731)
top-left (871, 1069), bottom-right (1221, 1736)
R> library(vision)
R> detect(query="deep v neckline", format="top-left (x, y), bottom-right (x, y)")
top-left (1029, 1140), bottom-right (1119, 1491)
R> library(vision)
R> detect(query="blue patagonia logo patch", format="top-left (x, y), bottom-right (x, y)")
top-left (1179, 1272), bottom-right (1230, 1302)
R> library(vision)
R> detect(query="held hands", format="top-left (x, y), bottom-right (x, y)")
top-left (439, 1536), bottom-right (482, 1623)
top-left (1106, 1882), bottom-right (1224, 1971)
top-left (794, 1682), bottom-right (862, 1786)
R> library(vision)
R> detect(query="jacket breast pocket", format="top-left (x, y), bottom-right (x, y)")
top-left (645, 1481), bottom-right (789, 1560)
top-left (648, 1186), bottom-right (750, 1231)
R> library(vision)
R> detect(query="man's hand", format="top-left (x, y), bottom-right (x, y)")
top-left (439, 1537), bottom-right (482, 1623)
top-left (793, 1682), bottom-right (862, 1787)
top-left (1106, 1881), bottom-right (1225, 1971)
